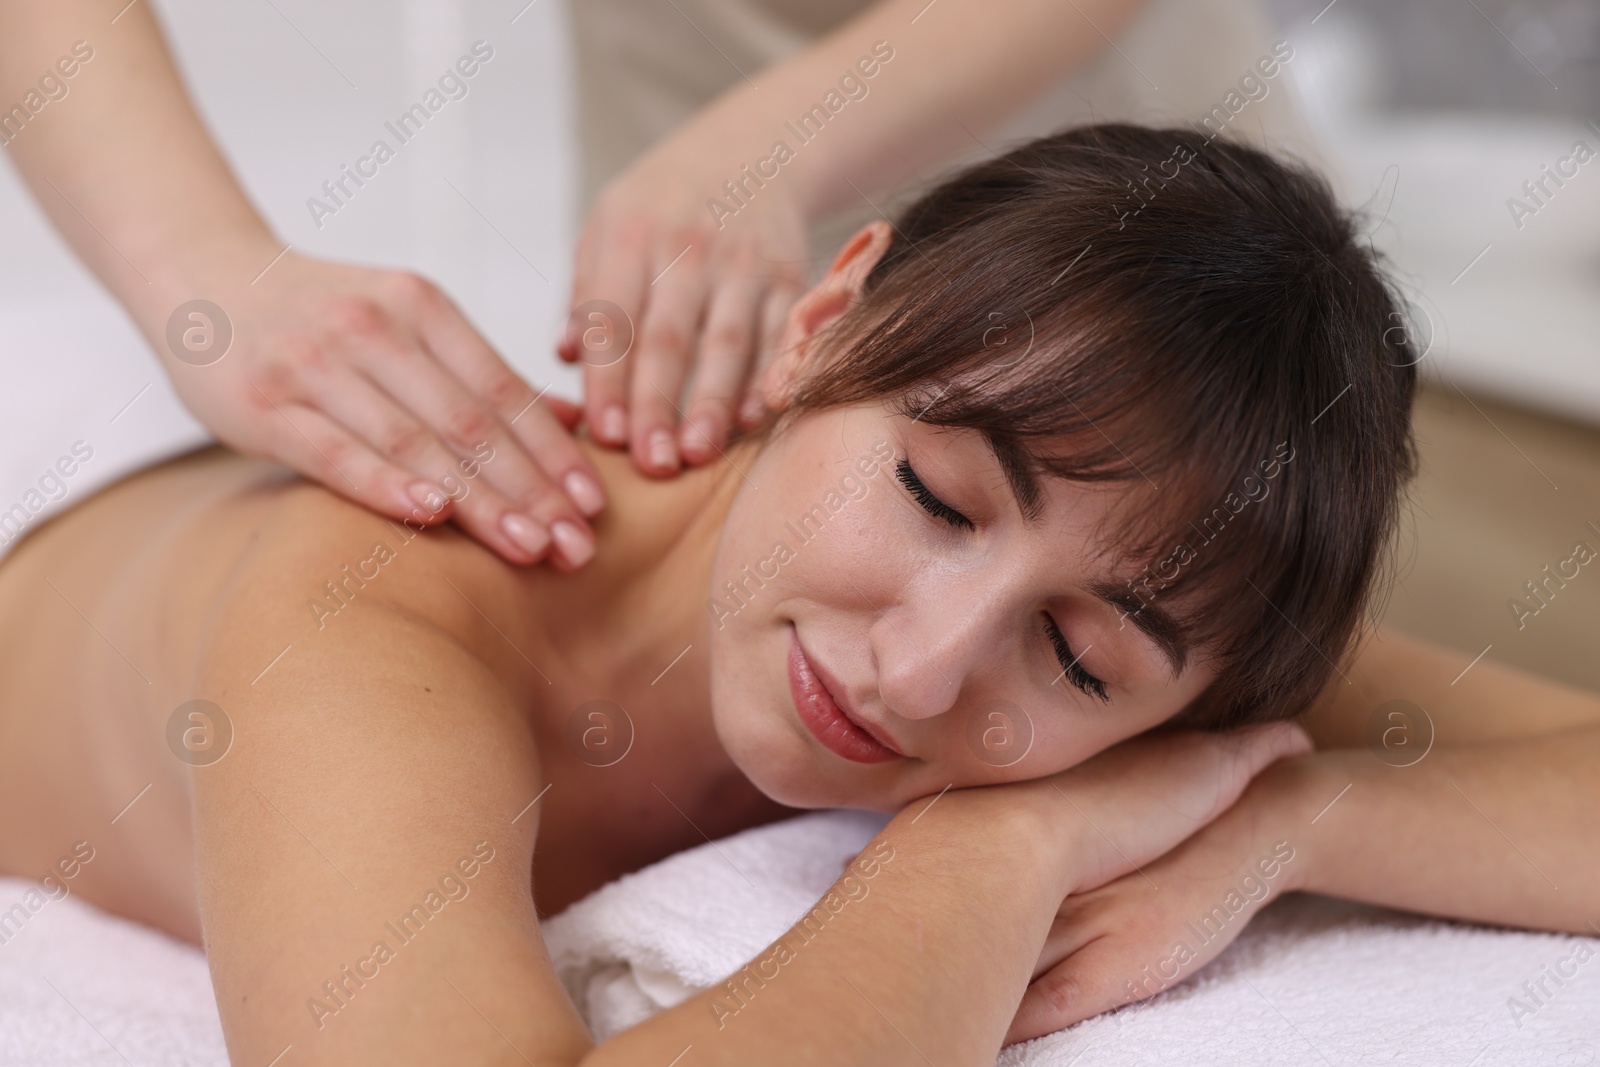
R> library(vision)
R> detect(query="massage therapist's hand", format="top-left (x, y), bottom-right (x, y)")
top-left (1004, 739), bottom-right (1320, 1044)
top-left (160, 248), bottom-right (607, 569)
top-left (559, 139), bottom-right (810, 475)
top-left (0, 2), bottom-right (604, 568)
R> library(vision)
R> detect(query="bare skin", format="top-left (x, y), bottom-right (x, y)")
top-left (0, 224), bottom-right (1596, 1065)
top-left (0, 439), bottom-right (794, 935)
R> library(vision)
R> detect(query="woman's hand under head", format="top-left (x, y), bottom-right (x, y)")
top-left (1004, 730), bottom-right (1314, 1043)
top-left (701, 221), bottom-right (1241, 814)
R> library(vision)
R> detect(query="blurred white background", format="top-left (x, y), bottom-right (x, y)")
top-left (1271, 0), bottom-right (1600, 424)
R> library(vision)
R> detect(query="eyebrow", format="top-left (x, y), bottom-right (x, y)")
top-left (983, 432), bottom-right (1047, 523)
top-left (1086, 579), bottom-right (1190, 680)
top-left (981, 433), bottom-right (1190, 679)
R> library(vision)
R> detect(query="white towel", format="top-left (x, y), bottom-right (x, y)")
top-left (541, 809), bottom-right (1600, 1066)
top-left (0, 876), bottom-right (226, 1065)
top-left (0, 812), bottom-right (1595, 1064)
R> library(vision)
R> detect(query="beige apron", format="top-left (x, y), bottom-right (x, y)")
top-left (569, 0), bottom-right (1328, 249)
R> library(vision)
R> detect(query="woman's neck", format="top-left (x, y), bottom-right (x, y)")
top-left (519, 430), bottom-right (778, 824)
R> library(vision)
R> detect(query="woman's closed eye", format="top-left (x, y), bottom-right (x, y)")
top-left (895, 458), bottom-right (972, 529)
top-left (1044, 613), bottom-right (1109, 704)
top-left (896, 456), bottom-right (1109, 704)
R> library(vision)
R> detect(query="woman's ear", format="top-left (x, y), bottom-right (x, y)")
top-left (758, 220), bottom-right (893, 411)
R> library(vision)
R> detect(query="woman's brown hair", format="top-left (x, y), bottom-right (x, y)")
top-left (766, 123), bottom-right (1419, 728)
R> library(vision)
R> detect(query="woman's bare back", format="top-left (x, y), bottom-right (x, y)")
top-left (0, 447), bottom-right (294, 938)
top-left (0, 445), bottom-right (788, 947)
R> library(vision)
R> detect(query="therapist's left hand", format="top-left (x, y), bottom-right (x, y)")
top-left (159, 248), bottom-right (607, 569)
top-left (559, 142), bottom-right (811, 476)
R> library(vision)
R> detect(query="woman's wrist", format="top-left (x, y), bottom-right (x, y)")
top-left (1242, 747), bottom-right (1351, 897)
top-left (930, 779), bottom-right (1084, 899)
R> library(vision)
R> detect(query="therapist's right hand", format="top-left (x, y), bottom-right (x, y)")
top-left (160, 249), bottom-right (607, 570)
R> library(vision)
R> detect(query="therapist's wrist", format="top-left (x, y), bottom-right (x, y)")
top-left (125, 221), bottom-right (283, 340)
top-left (637, 92), bottom-right (829, 224)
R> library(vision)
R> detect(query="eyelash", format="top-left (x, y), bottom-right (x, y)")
top-left (895, 459), bottom-right (972, 529)
top-left (1044, 614), bottom-right (1110, 704)
top-left (895, 456), bottom-right (1111, 704)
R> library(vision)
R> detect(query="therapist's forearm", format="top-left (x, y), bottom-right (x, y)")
top-left (670, 0), bottom-right (1149, 220)
top-left (0, 0), bottom-right (276, 321)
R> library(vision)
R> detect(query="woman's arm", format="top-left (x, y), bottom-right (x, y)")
top-left (191, 499), bottom-right (593, 1064)
top-left (0, 0), bottom-right (603, 565)
top-left (583, 726), bottom-right (1306, 1067)
top-left (192, 490), bottom-right (1299, 1064)
top-left (1283, 629), bottom-right (1600, 931)
top-left (999, 629), bottom-right (1600, 1041)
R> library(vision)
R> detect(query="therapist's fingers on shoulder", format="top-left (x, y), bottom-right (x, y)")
top-left (566, 221), bottom-right (650, 448)
top-left (402, 278), bottom-right (607, 512)
top-left (394, 274), bottom-right (608, 519)
top-left (294, 365), bottom-right (488, 514)
top-left (288, 365), bottom-right (566, 566)
top-left (249, 396), bottom-right (453, 527)
top-left (737, 281), bottom-right (804, 430)
top-left (542, 393), bottom-right (584, 430)
top-left (354, 335), bottom-right (600, 569)
top-left (678, 273), bottom-right (764, 465)
top-left (628, 239), bottom-right (712, 476)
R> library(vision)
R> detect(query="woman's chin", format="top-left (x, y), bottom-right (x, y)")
top-left (719, 719), bottom-right (904, 813)
top-left (717, 714), bottom-right (843, 809)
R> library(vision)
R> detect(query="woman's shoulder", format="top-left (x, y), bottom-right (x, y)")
top-left (201, 455), bottom-right (543, 696)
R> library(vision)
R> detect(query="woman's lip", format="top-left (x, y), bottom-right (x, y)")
top-left (787, 629), bottom-right (902, 764)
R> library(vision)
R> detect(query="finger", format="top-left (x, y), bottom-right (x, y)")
top-left (543, 393), bottom-right (584, 431)
top-left (406, 286), bottom-right (607, 520)
top-left (629, 242), bottom-right (710, 475)
top-left (1190, 720), bottom-right (1313, 821)
top-left (1030, 898), bottom-right (1111, 982)
top-left (1006, 940), bottom-right (1145, 1045)
top-left (569, 227), bottom-right (649, 447)
top-left (349, 333), bottom-right (598, 569)
top-left (249, 395), bottom-right (455, 528)
top-left (303, 368), bottom-right (566, 566)
top-left (678, 273), bottom-right (763, 465)
top-left (738, 281), bottom-right (803, 430)
top-left (1055, 721), bottom-right (1311, 892)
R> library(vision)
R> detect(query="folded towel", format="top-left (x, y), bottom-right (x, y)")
top-left (0, 875), bottom-right (226, 1065)
top-left (1, 810), bottom-right (1595, 1065)
top-left (541, 809), bottom-right (1600, 1066)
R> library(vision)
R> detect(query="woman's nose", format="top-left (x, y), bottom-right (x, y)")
top-left (871, 579), bottom-right (1008, 722)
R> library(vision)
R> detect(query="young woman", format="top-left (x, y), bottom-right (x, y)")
top-left (0, 125), bottom-right (1595, 1067)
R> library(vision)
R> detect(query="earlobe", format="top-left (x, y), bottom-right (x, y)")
top-left (759, 221), bottom-right (894, 412)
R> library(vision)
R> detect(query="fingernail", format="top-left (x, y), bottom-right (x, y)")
top-left (564, 470), bottom-right (605, 516)
top-left (600, 405), bottom-right (627, 444)
top-left (501, 513), bottom-right (551, 557)
top-left (409, 481), bottom-right (449, 515)
top-left (648, 428), bottom-right (678, 471)
top-left (739, 394), bottom-right (765, 425)
top-left (551, 520), bottom-right (595, 567)
top-left (680, 414), bottom-right (719, 457)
